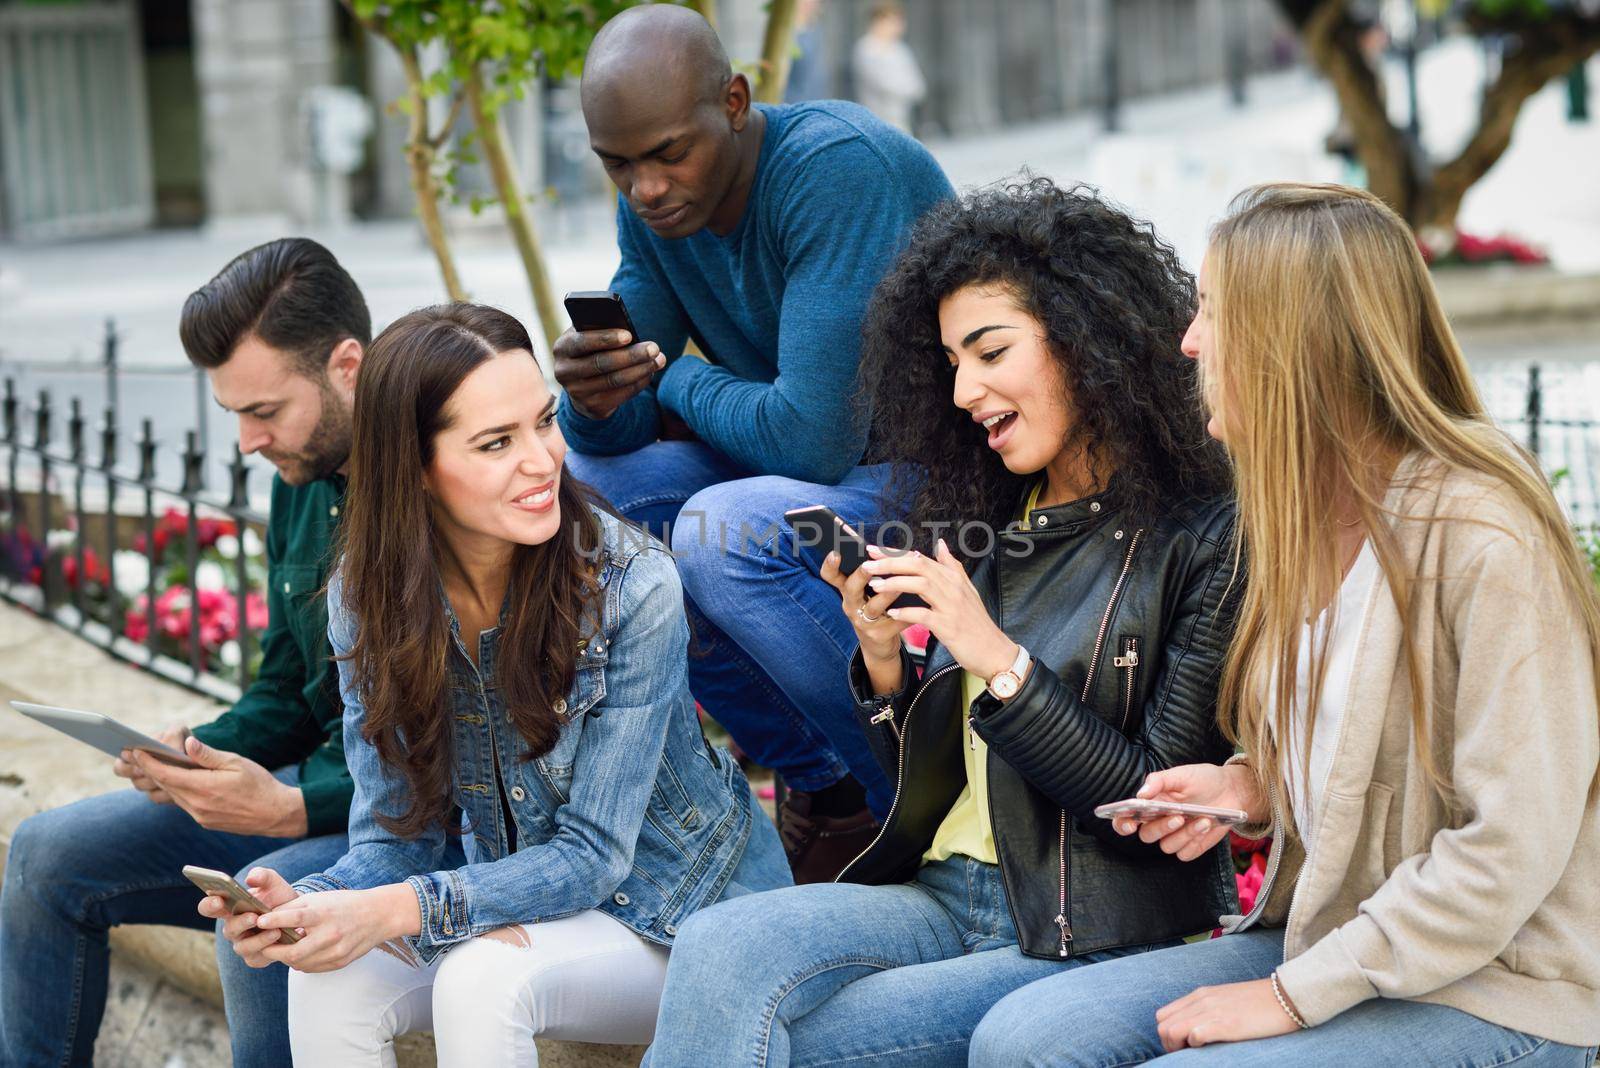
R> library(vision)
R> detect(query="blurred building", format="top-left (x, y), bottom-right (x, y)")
top-left (0, 0), bottom-right (1291, 242)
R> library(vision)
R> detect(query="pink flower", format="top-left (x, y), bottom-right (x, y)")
top-left (1236, 850), bottom-right (1269, 915)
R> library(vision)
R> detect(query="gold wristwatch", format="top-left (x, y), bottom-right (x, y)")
top-left (986, 644), bottom-right (1031, 702)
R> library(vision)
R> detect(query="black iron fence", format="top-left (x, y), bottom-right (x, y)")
top-left (1509, 363), bottom-right (1600, 537)
top-left (0, 361), bottom-right (1596, 698)
top-left (1, 374), bottom-right (266, 703)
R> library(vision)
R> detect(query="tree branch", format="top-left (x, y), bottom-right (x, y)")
top-left (427, 89), bottom-right (467, 151)
top-left (1429, 14), bottom-right (1600, 227)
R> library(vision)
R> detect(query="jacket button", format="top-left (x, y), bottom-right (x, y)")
top-left (664, 923), bottom-right (677, 936)
top-left (1090, 502), bottom-right (1102, 513)
top-left (1036, 515), bottom-right (1049, 527)
top-left (282, 581), bottom-right (292, 594)
top-left (329, 505), bottom-right (339, 517)
top-left (1114, 529), bottom-right (1124, 540)
top-left (613, 891), bottom-right (631, 906)
top-left (554, 698), bottom-right (568, 715)
top-left (510, 786), bottom-right (526, 801)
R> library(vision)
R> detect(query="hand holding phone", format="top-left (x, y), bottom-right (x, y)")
top-left (184, 865), bottom-right (302, 944)
top-left (1102, 763), bottom-right (1266, 864)
top-left (784, 506), bottom-right (926, 610)
top-left (555, 291), bottom-right (664, 420)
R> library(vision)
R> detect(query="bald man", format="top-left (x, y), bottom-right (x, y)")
top-left (554, 6), bottom-right (952, 883)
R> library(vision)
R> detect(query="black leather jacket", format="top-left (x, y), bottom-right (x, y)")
top-left (838, 489), bottom-right (1242, 959)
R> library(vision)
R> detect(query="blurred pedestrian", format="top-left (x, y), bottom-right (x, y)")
top-left (786, 0), bottom-right (833, 103)
top-left (852, 1), bottom-right (925, 134)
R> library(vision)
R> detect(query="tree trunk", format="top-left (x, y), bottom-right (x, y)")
top-left (688, 0), bottom-right (718, 29)
top-left (1294, 0), bottom-right (1425, 223)
top-left (755, 0), bottom-right (800, 104)
top-left (466, 67), bottom-right (563, 353)
top-left (1425, 27), bottom-right (1600, 232)
top-left (396, 48), bottom-right (468, 302)
top-left (1279, 0), bottom-right (1600, 234)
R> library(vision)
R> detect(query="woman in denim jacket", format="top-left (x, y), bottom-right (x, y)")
top-left (209, 303), bottom-right (789, 1065)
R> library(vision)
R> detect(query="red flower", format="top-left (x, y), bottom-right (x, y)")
top-left (60, 547), bottom-right (109, 589)
top-left (1230, 830), bottom-right (1270, 857)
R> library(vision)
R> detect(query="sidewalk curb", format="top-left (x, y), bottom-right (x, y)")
top-left (1433, 267), bottom-right (1600, 327)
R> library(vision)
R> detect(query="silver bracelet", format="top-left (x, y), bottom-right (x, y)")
top-left (1270, 972), bottom-right (1309, 1030)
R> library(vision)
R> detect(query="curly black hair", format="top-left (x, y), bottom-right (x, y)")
top-left (858, 175), bottom-right (1229, 557)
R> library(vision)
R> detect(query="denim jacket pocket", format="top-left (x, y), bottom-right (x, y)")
top-left (652, 758), bottom-right (702, 834)
top-left (533, 646), bottom-right (608, 802)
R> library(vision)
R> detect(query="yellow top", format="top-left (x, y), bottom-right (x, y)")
top-left (922, 481), bottom-right (1044, 866)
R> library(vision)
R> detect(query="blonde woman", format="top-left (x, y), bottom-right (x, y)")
top-left (969, 183), bottom-right (1600, 1066)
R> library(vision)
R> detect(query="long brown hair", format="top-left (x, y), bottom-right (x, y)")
top-left (1204, 183), bottom-right (1600, 816)
top-left (337, 303), bottom-right (603, 838)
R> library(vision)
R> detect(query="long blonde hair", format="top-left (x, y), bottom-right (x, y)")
top-left (1205, 182), bottom-right (1600, 816)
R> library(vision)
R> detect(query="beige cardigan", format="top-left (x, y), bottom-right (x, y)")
top-left (1223, 455), bottom-right (1600, 1047)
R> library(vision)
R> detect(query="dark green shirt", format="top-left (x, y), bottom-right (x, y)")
top-left (191, 473), bottom-right (348, 836)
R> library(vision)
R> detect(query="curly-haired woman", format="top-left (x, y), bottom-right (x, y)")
top-left (642, 176), bottom-right (1245, 1067)
top-left (969, 185), bottom-right (1600, 1066)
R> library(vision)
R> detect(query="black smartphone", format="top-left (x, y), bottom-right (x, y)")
top-left (563, 290), bottom-right (639, 339)
top-left (783, 505), bottom-right (927, 609)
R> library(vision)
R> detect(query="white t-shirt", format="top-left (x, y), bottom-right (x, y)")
top-left (1281, 541), bottom-right (1381, 847)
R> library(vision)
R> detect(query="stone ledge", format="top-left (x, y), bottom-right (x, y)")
top-left (0, 601), bottom-right (645, 1067)
top-left (1433, 266), bottom-right (1600, 328)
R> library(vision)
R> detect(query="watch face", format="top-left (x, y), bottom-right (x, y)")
top-left (990, 672), bottom-right (1020, 700)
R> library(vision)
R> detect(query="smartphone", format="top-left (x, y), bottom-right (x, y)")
top-left (1093, 798), bottom-right (1250, 825)
top-left (783, 505), bottom-right (927, 610)
top-left (563, 290), bottom-right (639, 339)
top-left (182, 865), bottom-right (302, 944)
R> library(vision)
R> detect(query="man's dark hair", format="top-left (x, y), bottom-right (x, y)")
top-left (179, 237), bottom-right (371, 377)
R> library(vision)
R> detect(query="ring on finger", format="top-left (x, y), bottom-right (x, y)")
top-left (856, 605), bottom-right (883, 624)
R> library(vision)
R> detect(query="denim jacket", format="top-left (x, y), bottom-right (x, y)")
top-left (295, 507), bottom-right (757, 965)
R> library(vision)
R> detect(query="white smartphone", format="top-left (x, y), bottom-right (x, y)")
top-left (1093, 798), bottom-right (1249, 825)
top-left (10, 701), bottom-right (200, 768)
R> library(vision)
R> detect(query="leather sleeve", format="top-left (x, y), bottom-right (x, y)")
top-left (971, 509), bottom-right (1242, 854)
top-left (846, 644), bottom-right (920, 781)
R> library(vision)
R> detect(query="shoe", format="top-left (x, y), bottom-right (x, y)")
top-left (778, 791), bottom-right (879, 884)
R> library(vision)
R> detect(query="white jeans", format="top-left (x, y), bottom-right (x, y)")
top-left (287, 909), bottom-right (669, 1067)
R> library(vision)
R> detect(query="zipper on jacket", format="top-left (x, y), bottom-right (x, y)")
top-left (1054, 810), bottom-right (1072, 956)
top-left (1082, 531), bottom-right (1145, 696)
top-left (836, 663), bottom-right (961, 881)
top-left (1115, 637), bottom-right (1140, 733)
top-left (1048, 529), bottom-right (1145, 957)
top-left (868, 693), bottom-right (901, 745)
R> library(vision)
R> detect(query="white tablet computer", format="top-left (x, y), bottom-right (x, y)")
top-left (8, 701), bottom-right (201, 769)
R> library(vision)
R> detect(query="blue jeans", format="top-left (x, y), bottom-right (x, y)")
top-left (970, 927), bottom-right (1600, 1067)
top-left (567, 442), bottom-right (900, 816)
top-left (0, 771), bottom-right (348, 1068)
top-left (643, 856), bottom-right (1171, 1067)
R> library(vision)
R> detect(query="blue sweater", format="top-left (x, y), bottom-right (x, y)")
top-left (557, 101), bottom-right (953, 485)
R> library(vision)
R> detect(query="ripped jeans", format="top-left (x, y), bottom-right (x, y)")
top-left (286, 909), bottom-right (666, 1066)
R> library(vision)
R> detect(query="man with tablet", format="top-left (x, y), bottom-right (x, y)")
top-left (0, 239), bottom-right (366, 1068)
